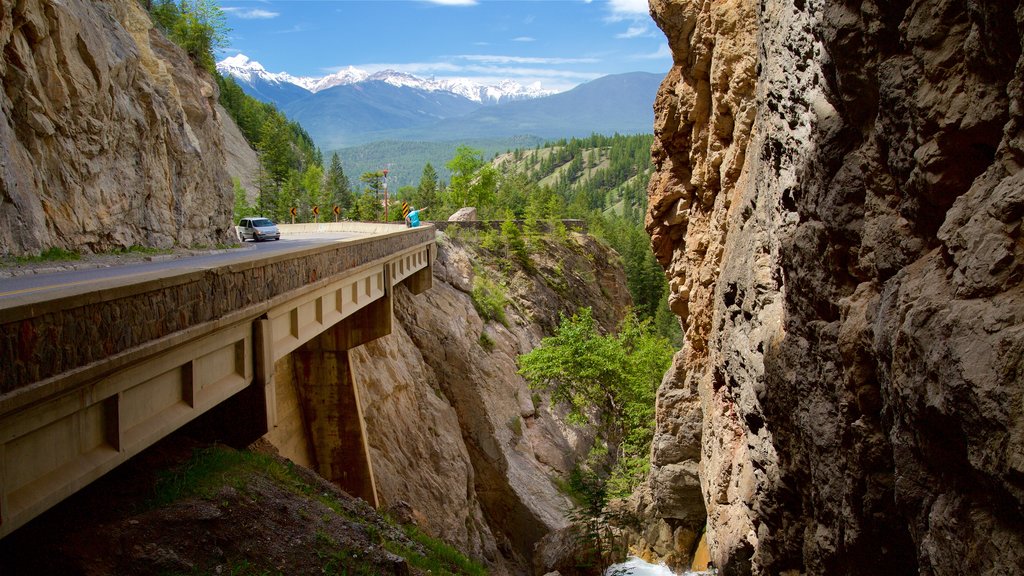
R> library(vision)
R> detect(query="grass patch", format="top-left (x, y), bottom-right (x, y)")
top-left (313, 532), bottom-right (383, 576)
top-left (385, 526), bottom-right (488, 576)
top-left (150, 446), bottom-right (306, 508)
top-left (13, 246), bottom-right (80, 264)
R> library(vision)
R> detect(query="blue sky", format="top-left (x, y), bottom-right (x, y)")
top-left (218, 0), bottom-right (670, 92)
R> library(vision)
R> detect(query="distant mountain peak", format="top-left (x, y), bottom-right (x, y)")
top-left (216, 53), bottom-right (318, 91)
top-left (215, 53), bottom-right (555, 104)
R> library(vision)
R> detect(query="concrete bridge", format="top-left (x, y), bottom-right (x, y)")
top-left (0, 223), bottom-right (436, 538)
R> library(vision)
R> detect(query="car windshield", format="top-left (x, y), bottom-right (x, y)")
top-left (252, 219), bottom-right (274, 227)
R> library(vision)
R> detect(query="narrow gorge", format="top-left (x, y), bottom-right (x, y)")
top-left (644, 0), bottom-right (1024, 574)
top-left (5, 0), bottom-right (1024, 575)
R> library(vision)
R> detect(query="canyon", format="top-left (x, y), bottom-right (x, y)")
top-left (5, 0), bottom-right (1024, 574)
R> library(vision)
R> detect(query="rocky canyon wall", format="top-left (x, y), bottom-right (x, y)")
top-left (646, 0), bottom-right (1024, 574)
top-left (0, 0), bottom-right (234, 257)
top-left (350, 232), bottom-right (632, 575)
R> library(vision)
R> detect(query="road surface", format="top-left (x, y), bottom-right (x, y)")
top-left (0, 232), bottom-right (363, 306)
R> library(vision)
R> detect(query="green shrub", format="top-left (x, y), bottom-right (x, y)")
top-left (470, 275), bottom-right (508, 326)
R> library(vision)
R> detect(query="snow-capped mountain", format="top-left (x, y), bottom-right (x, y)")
top-left (214, 53), bottom-right (657, 151)
top-left (217, 54), bottom-right (317, 90)
top-left (216, 54), bottom-right (554, 104)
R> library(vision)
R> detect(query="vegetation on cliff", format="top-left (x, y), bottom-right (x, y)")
top-left (146, 0), bottom-right (228, 73)
top-left (519, 307), bottom-right (673, 499)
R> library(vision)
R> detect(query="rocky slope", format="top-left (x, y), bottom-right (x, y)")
top-left (645, 0), bottom-right (1024, 574)
top-left (352, 230), bottom-right (631, 574)
top-left (0, 0), bottom-right (235, 257)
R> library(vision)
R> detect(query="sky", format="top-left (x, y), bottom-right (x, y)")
top-left (218, 0), bottom-right (671, 92)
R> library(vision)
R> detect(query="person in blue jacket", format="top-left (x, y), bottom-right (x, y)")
top-left (406, 206), bottom-right (427, 227)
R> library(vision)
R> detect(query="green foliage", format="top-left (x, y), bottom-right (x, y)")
top-left (518, 308), bottom-right (672, 498)
top-left (470, 274), bottom-right (509, 326)
top-left (387, 526), bottom-right (488, 576)
top-left (232, 177), bottom-right (253, 221)
top-left (414, 163), bottom-right (440, 209)
top-left (500, 209), bottom-right (528, 266)
top-left (478, 331), bottom-right (495, 352)
top-left (147, 0), bottom-right (229, 74)
top-left (150, 446), bottom-right (304, 508)
top-left (11, 246), bottom-right (81, 264)
top-left (354, 171), bottom-right (386, 221)
top-left (479, 226), bottom-right (502, 252)
top-left (445, 145), bottom-right (498, 216)
top-left (216, 74), bottom-right (323, 221)
top-left (324, 152), bottom-right (353, 214)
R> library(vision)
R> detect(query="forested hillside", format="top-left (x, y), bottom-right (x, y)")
top-left (495, 134), bottom-right (677, 343)
top-left (218, 75), bottom-right (354, 224)
top-left (408, 134), bottom-right (678, 344)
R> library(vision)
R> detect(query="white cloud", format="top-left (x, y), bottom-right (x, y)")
top-left (605, 0), bottom-right (650, 22)
top-left (222, 7), bottom-right (279, 19)
top-left (616, 25), bottom-right (650, 39)
top-left (633, 43), bottom-right (671, 60)
top-left (513, 36), bottom-right (536, 42)
top-left (609, 0), bottom-right (649, 15)
top-left (349, 59), bottom-right (603, 93)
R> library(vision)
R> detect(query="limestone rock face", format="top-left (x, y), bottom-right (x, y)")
top-left (351, 233), bottom-right (632, 574)
top-left (647, 0), bottom-right (1024, 574)
top-left (0, 0), bottom-right (234, 256)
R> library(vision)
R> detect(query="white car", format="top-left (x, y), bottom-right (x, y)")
top-left (237, 217), bottom-right (281, 242)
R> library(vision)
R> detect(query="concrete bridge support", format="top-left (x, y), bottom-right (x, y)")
top-left (272, 293), bottom-right (394, 507)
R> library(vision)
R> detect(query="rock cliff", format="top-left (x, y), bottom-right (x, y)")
top-left (352, 231), bottom-right (632, 574)
top-left (646, 0), bottom-right (1024, 574)
top-left (0, 0), bottom-right (234, 257)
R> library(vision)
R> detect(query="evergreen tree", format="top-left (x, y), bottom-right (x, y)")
top-left (302, 164), bottom-right (325, 220)
top-left (414, 163), bottom-right (439, 209)
top-left (358, 171), bottom-right (386, 221)
top-left (501, 208), bottom-right (528, 266)
top-left (324, 152), bottom-right (353, 215)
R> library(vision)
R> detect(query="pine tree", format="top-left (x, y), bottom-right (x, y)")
top-left (414, 163), bottom-right (439, 209)
top-left (324, 152), bottom-right (352, 215)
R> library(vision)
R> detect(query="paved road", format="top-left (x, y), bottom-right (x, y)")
top-left (0, 232), bottom-right (363, 305)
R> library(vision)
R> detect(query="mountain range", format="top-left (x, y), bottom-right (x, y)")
top-left (217, 54), bottom-right (661, 150)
